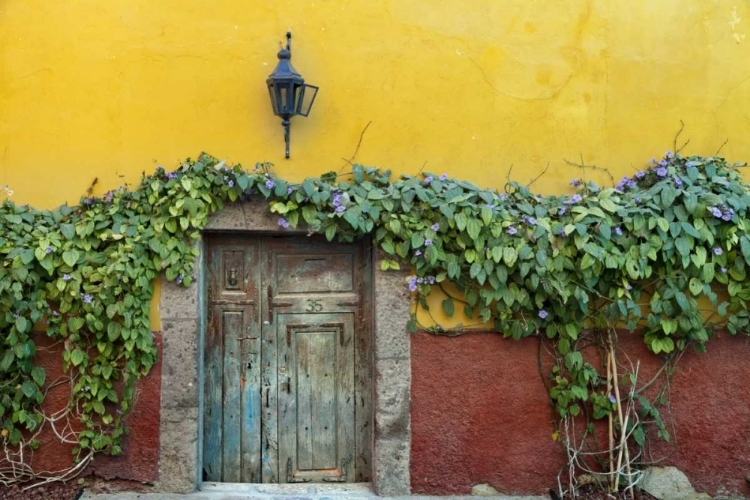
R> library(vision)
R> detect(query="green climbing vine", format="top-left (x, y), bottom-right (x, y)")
top-left (1, 151), bottom-right (749, 492)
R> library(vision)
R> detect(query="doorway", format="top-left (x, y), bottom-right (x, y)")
top-left (202, 234), bottom-right (372, 484)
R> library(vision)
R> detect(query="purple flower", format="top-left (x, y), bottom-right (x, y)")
top-left (431, 223), bottom-right (440, 231)
top-left (609, 395), bottom-right (617, 404)
top-left (335, 205), bottom-right (346, 213)
top-left (525, 217), bottom-right (537, 226)
top-left (116, 409), bottom-right (122, 415)
top-left (565, 194), bottom-right (583, 205)
top-left (414, 250), bottom-right (422, 256)
top-left (45, 246), bottom-right (53, 254)
top-left (52, 311), bottom-right (59, 316)
top-left (626, 285), bottom-right (633, 291)
top-left (721, 267), bottom-right (728, 273)
top-left (104, 191), bottom-right (114, 203)
top-left (84, 386), bottom-right (90, 391)
top-left (417, 278), bottom-right (424, 284)
top-left (407, 277), bottom-right (418, 292)
top-left (278, 217), bottom-right (289, 228)
top-left (656, 167), bottom-right (668, 177)
top-left (722, 209), bottom-right (735, 221)
top-left (635, 170), bottom-right (646, 179)
top-left (439, 174), bottom-right (448, 181)
top-left (570, 179), bottom-right (582, 187)
top-left (507, 226), bottom-right (518, 235)
top-left (227, 180), bottom-right (234, 188)
top-left (12, 313), bottom-right (19, 318)
top-left (634, 197), bottom-right (642, 204)
top-left (673, 177), bottom-right (682, 188)
top-left (265, 179), bottom-right (275, 190)
top-left (616, 176), bottom-right (630, 190)
top-left (626, 180), bottom-right (637, 188)
top-left (614, 227), bottom-right (623, 236)
top-left (82, 294), bottom-right (93, 304)
top-left (424, 176), bottom-right (433, 184)
top-left (287, 187), bottom-right (294, 195)
top-left (428, 276), bottom-right (435, 285)
top-left (176, 275), bottom-right (183, 285)
top-left (665, 151), bottom-right (674, 158)
top-left (710, 206), bottom-right (723, 218)
top-left (538, 310), bottom-right (549, 319)
top-left (63, 274), bottom-right (71, 281)
top-left (424, 239), bottom-right (433, 247)
top-left (659, 159), bottom-right (668, 167)
top-left (166, 172), bottom-right (177, 180)
top-left (332, 194), bottom-right (342, 207)
top-left (558, 208), bottom-right (567, 216)
top-left (714, 247), bottom-right (723, 256)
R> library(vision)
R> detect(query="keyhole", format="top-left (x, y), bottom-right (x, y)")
top-left (247, 362), bottom-right (252, 369)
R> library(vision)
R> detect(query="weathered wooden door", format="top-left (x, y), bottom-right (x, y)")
top-left (203, 235), bottom-right (372, 484)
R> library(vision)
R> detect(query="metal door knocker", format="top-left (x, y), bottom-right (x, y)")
top-left (228, 266), bottom-right (238, 286)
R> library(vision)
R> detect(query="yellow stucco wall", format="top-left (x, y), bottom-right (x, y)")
top-left (2, 1), bottom-right (749, 328)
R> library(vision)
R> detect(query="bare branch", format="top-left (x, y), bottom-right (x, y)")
top-left (715, 138), bottom-right (729, 157)
top-left (339, 121), bottom-right (373, 172)
top-left (673, 120), bottom-right (690, 154)
top-left (527, 162), bottom-right (550, 187)
top-left (564, 157), bottom-right (615, 185)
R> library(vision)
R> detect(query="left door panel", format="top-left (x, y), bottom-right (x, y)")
top-left (203, 237), bottom-right (262, 482)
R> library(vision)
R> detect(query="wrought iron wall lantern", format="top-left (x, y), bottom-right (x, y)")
top-left (266, 31), bottom-right (318, 159)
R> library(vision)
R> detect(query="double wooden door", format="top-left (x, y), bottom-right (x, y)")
top-left (203, 235), bottom-right (372, 484)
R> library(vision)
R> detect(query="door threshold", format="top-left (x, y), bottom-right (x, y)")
top-left (201, 482), bottom-right (375, 495)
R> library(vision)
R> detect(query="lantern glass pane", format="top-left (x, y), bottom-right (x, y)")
top-left (280, 85), bottom-right (289, 113)
top-left (267, 84), bottom-right (279, 115)
top-left (294, 84), bottom-right (304, 115)
top-left (298, 84), bottom-right (318, 117)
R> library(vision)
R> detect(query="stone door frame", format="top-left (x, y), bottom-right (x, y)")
top-left (156, 201), bottom-right (411, 495)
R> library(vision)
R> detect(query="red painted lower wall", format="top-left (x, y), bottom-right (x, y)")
top-left (410, 331), bottom-right (750, 497)
top-left (18, 333), bottom-right (162, 484)
top-left (18, 329), bottom-right (750, 495)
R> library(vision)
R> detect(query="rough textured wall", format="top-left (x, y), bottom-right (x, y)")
top-left (2, 1), bottom-right (750, 490)
top-left (1, 1), bottom-right (749, 208)
top-left (26, 334), bottom-right (162, 484)
top-left (410, 331), bottom-right (750, 497)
